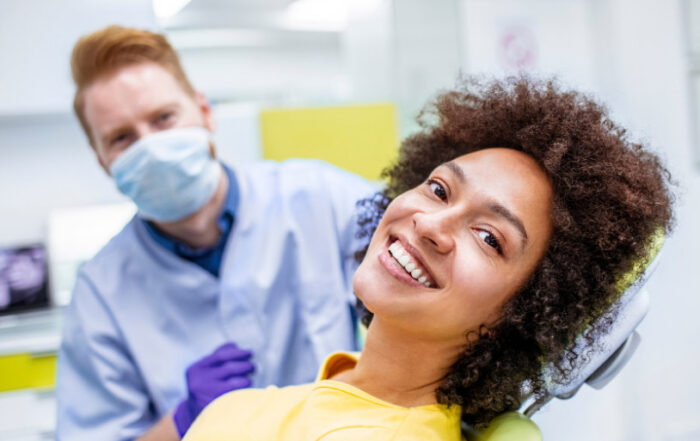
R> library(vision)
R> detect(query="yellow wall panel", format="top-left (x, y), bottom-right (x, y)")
top-left (260, 103), bottom-right (399, 180)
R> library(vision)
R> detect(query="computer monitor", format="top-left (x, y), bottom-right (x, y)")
top-left (0, 244), bottom-right (50, 316)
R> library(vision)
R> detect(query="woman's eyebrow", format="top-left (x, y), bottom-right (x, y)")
top-left (487, 202), bottom-right (529, 251)
top-left (444, 161), bottom-right (466, 183)
top-left (443, 161), bottom-right (529, 251)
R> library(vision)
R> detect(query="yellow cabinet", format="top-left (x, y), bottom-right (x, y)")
top-left (0, 352), bottom-right (56, 392)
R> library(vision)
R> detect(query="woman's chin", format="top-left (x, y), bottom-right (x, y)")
top-left (352, 262), bottom-right (374, 307)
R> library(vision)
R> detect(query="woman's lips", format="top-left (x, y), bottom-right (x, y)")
top-left (377, 237), bottom-right (438, 289)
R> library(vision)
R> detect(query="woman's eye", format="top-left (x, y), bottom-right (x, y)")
top-left (428, 179), bottom-right (447, 201)
top-left (477, 230), bottom-right (502, 254)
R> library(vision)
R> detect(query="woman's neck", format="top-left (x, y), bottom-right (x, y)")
top-left (333, 318), bottom-right (464, 408)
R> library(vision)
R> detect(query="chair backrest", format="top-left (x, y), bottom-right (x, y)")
top-left (468, 232), bottom-right (665, 440)
top-left (535, 232), bottom-right (664, 404)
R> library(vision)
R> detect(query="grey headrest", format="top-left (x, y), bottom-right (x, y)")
top-left (543, 246), bottom-right (663, 399)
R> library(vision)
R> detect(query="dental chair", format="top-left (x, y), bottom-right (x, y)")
top-left (466, 233), bottom-right (665, 441)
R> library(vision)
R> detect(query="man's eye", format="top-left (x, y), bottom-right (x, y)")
top-left (111, 133), bottom-right (129, 145)
top-left (159, 113), bottom-right (171, 121)
top-left (428, 179), bottom-right (447, 201)
top-left (477, 230), bottom-right (502, 254)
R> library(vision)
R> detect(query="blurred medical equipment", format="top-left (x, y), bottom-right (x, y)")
top-left (466, 233), bottom-right (665, 440)
top-left (0, 245), bottom-right (49, 316)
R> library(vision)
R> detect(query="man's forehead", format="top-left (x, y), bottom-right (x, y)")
top-left (83, 64), bottom-right (185, 132)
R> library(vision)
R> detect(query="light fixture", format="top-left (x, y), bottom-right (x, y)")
top-left (153, 0), bottom-right (192, 22)
top-left (284, 0), bottom-right (348, 31)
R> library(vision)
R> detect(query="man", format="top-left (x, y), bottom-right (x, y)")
top-left (56, 26), bottom-right (375, 441)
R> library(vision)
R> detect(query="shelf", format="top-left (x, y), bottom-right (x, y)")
top-left (0, 308), bottom-right (63, 356)
top-left (0, 109), bottom-right (76, 126)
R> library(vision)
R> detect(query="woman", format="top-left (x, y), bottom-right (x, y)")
top-left (183, 77), bottom-right (674, 440)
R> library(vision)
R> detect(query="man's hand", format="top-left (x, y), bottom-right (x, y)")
top-left (172, 343), bottom-right (255, 437)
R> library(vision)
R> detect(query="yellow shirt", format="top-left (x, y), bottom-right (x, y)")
top-left (184, 352), bottom-right (462, 441)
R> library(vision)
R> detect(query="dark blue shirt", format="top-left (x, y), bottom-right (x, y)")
top-left (142, 164), bottom-right (239, 277)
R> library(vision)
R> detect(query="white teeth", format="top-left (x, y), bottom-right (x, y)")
top-left (388, 240), bottom-right (434, 287)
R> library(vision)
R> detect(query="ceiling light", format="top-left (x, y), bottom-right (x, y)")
top-left (284, 0), bottom-right (348, 31)
top-left (153, 0), bottom-right (192, 22)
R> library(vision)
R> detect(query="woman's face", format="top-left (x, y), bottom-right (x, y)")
top-left (353, 148), bottom-right (553, 344)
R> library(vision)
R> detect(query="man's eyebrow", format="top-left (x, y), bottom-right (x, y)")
top-left (488, 202), bottom-right (529, 250)
top-left (99, 103), bottom-right (180, 145)
top-left (147, 102), bottom-right (179, 119)
top-left (101, 125), bottom-right (130, 145)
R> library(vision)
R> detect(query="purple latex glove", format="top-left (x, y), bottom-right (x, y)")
top-left (173, 342), bottom-right (254, 437)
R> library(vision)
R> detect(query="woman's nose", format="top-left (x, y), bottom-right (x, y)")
top-left (412, 209), bottom-right (456, 254)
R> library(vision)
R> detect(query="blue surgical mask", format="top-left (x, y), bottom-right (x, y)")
top-left (109, 127), bottom-right (222, 222)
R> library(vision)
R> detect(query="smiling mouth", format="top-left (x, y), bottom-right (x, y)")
top-left (386, 238), bottom-right (438, 288)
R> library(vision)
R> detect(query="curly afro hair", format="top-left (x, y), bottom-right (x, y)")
top-left (354, 76), bottom-right (674, 429)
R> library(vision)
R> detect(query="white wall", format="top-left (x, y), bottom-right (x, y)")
top-left (174, 34), bottom-right (349, 105)
top-left (0, 116), bottom-right (124, 246)
top-left (0, 0), bottom-right (156, 115)
top-left (461, 0), bottom-right (597, 90)
top-left (392, 0), bottom-right (462, 135)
